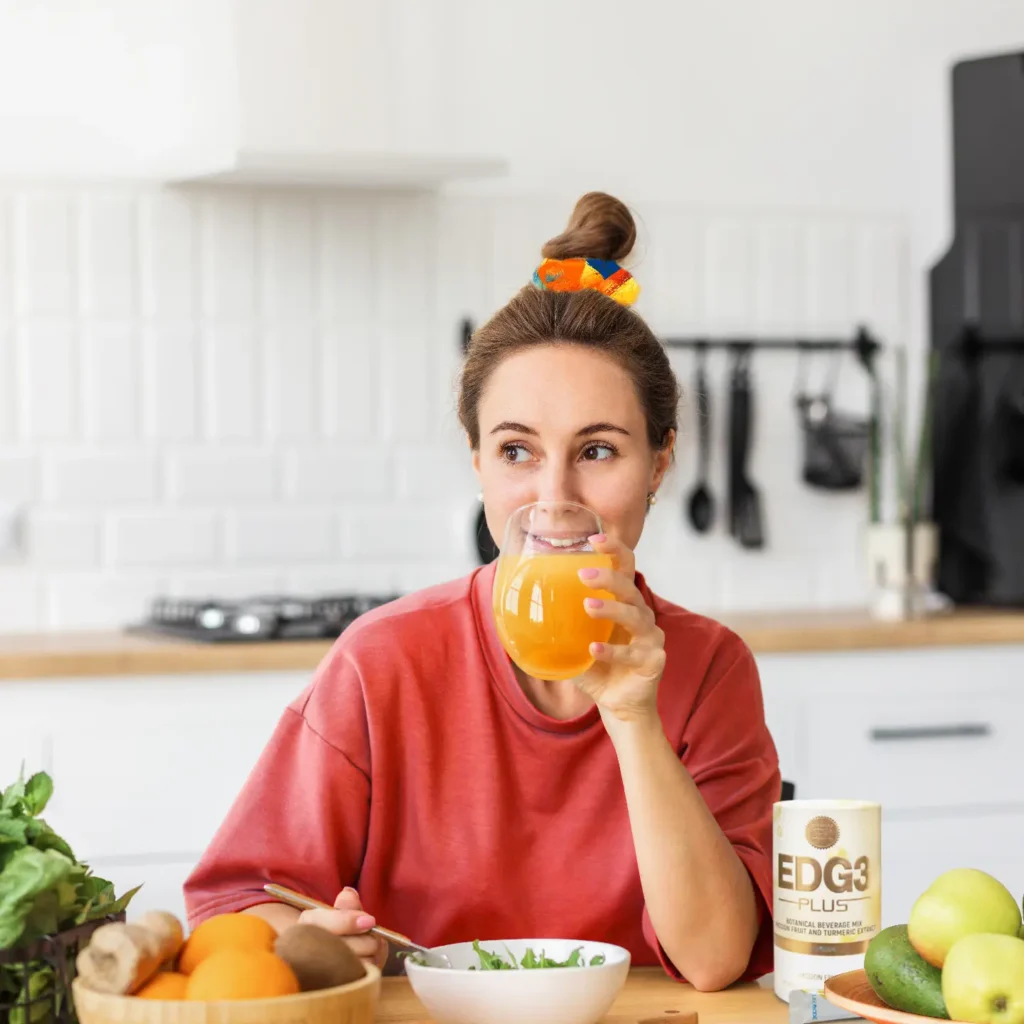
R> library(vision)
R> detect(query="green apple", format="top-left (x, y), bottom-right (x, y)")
top-left (908, 868), bottom-right (1021, 967)
top-left (942, 933), bottom-right (1024, 1024)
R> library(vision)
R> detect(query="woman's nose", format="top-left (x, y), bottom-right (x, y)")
top-left (534, 461), bottom-right (581, 506)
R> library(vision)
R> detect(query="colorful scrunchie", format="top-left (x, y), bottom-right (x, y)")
top-left (532, 257), bottom-right (640, 307)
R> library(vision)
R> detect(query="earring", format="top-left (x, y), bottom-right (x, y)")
top-left (477, 492), bottom-right (484, 502)
top-left (646, 492), bottom-right (658, 507)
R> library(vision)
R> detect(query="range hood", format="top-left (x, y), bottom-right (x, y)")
top-left (0, 0), bottom-right (508, 190)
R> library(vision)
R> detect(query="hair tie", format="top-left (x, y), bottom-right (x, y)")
top-left (532, 257), bottom-right (640, 307)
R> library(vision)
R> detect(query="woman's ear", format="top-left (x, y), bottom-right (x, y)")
top-left (651, 429), bottom-right (676, 489)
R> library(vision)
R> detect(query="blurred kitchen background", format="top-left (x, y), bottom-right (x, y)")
top-left (2, 0), bottom-right (1024, 933)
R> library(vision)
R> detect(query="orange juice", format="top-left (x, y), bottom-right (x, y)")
top-left (492, 552), bottom-right (615, 680)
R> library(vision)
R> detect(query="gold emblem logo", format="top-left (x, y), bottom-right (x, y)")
top-left (805, 815), bottom-right (840, 850)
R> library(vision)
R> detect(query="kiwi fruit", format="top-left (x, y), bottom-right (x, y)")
top-left (274, 925), bottom-right (367, 991)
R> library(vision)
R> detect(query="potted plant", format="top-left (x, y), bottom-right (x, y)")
top-left (864, 345), bottom-right (940, 620)
top-left (0, 770), bottom-right (140, 1024)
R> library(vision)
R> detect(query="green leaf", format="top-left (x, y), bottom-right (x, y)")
top-left (472, 939), bottom-right (514, 970)
top-left (76, 881), bottom-right (142, 924)
top-left (1, 778), bottom-right (27, 816)
top-left (0, 847), bottom-right (75, 949)
top-left (21, 775), bottom-right (53, 819)
top-left (0, 817), bottom-right (28, 848)
top-left (7, 962), bottom-right (56, 1024)
top-left (23, 820), bottom-right (75, 862)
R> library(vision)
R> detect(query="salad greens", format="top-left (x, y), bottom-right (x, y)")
top-left (402, 939), bottom-right (606, 971)
top-left (0, 768), bottom-right (140, 1024)
top-left (469, 941), bottom-right (606, 970)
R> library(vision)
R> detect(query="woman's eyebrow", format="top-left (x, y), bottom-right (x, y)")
top-left (490, 420), bottom-right (537, 435)
top-left (576, 422), bottom-right (630, 437)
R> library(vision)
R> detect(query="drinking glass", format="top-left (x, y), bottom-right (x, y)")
top-left (492, 501), bottom-right (615, 681)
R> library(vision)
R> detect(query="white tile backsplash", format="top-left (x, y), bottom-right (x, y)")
top-left (42, 451), bottom-right (160, 505)
top-left (0, 185), bottom-right (909, 631)
top-left (108, 511), bottom-right (220, 568)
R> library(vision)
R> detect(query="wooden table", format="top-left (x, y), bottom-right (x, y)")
top-left (375, 968), bottom-right (789, 1023)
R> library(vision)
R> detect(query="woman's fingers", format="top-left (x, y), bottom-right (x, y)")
top-left (584, 595), bottom-right (655, 637)
top-left (587, 532), bottom-right (635, 577)
top-left (590, 640), bottom-right (666, 674)
top-left (295, 901), bottom-right (386, 966)
top-left (578, 565), bottom-right (648, 610)
top-left (296, 906), bottom-right (376, 936)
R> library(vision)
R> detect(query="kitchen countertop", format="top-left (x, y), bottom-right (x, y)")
top-left (2, 607), bottom-right (1024, 680)
top-left (375, 969), bottom-right (787, 1022)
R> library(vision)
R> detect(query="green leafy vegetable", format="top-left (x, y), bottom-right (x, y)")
top-left (402, 940), bottom-right (606, 971)
top-left (469, 941), bottom-right (605, 970)
top-left (0, 767), bottom-right (141, 1024)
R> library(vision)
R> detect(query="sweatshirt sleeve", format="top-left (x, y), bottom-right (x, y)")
top-left (642, 631), bottom-right (780, 983)
top-left (182, 647), bottom-right (372, 927)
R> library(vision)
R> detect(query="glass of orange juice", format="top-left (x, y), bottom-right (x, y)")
top-left (492, 500), bottom-right (615, 681)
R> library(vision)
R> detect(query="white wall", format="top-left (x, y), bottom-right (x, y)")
top-left (2, 1), bottom-right (1024, 631)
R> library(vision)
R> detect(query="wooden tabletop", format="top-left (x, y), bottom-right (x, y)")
top-left (375, 969), bottom-right (788, 1022)
top-left (2, 607), bottom-right (1024, 680)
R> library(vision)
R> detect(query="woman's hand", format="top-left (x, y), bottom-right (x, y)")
top-left (576, 533), bottom-right (666, 724)
top-left (294, 887), bottom-right (388, 969)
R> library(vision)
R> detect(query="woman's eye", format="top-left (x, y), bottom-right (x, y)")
top-left (581, 443), bottom-right (616, 462)
top-left (500, 443), bottom-right (532, 464)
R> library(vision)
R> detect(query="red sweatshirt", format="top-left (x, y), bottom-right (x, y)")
top-left (183, 562), bottom-right (779, 983)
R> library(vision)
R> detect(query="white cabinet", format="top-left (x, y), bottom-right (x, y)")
top-left (0, 669), bottom-right (308, 923)
top-left (0, 0), bottom-right (506, 187)
top-left (756, 643), bottom-right (1024, 929)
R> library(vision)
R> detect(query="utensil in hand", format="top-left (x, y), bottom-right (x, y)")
top-left (492, 500), bottom-right (614, 680)
top-left (263, 883), bottom-right (452, 969)
top-left (686, 343), bottom-right (715, 533)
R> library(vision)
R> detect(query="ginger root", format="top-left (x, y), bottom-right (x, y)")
top-left (76, 911), bottom-right (184, 995)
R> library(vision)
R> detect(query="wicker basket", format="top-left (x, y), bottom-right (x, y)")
top-left (70, 965), bottom-right (381, 1024)
top-left (0, 915), bottom-right (126, 1024)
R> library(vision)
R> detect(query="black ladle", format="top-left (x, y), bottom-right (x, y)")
top-left (686, 345), bottom-right (715, 532)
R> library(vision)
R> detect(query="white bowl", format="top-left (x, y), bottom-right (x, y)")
top-left (403, 938), bottom-right (631, 1024)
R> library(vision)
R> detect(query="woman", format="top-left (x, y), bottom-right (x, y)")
top-left (183, 192), bottom-right (780, 992)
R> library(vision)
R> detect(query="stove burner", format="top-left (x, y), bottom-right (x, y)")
top-left (131, 593), bottom-right (398, 643)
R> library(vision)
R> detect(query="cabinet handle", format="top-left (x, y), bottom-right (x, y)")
top-left (869, 723), bottom-right (992, 742)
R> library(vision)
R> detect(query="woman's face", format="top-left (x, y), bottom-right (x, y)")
top-left (472, 344), bottom-right (674, 552)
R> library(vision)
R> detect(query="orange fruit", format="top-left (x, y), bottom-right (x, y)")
top-left (178, 913), bottom-right (277, 975)
top-left (185, 949), bottom-right (300, 1001)
top-left (135, 972), bottom-right (188, 1000)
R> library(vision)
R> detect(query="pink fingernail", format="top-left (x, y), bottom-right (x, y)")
top-left (356, 914), bottom-right (376, 930)
top-left (343, 886), bottom-right (357, 895)
top-left (591, 642), bottom-right (606, 654)
top-left (578, 567), bottom-right (599, 580)
top-left (585, 597), bottom-right (603, 609)
top-left (589, 533), bottom-right (607, 544)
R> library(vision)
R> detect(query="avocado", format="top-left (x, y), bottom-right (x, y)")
top-left (865, 924), bottom-right (949, 1019)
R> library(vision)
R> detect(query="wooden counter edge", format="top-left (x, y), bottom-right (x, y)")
top-left (2, 608), bottom-right (1024, 680)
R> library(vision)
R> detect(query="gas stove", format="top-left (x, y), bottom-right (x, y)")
top-left (129, 592), bottom-right (398, 643)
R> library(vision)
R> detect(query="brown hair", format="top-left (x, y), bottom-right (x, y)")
top-left (458, 192), bottom-right (679, 452)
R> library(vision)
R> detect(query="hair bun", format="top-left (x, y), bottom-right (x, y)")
top-left (541, 192), bottom-right (637, 263)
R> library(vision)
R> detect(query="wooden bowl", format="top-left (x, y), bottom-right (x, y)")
top-left (71, 964), bottom-right (381, 1024)
top-left (824, 969), bottom-right (965, 1024)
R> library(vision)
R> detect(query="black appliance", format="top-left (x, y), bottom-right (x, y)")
top-left (129, 593), bottom-right (398, 643)
top-left (929, 50), bottom-right (1024, 606)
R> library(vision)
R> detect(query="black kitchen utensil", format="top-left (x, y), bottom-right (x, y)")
top-left (727, 347), bottom-right (764, 549)
top-left (793, 347), bottom-right (870, 491)
top-left (686, 344), bottom-right (715, 532)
